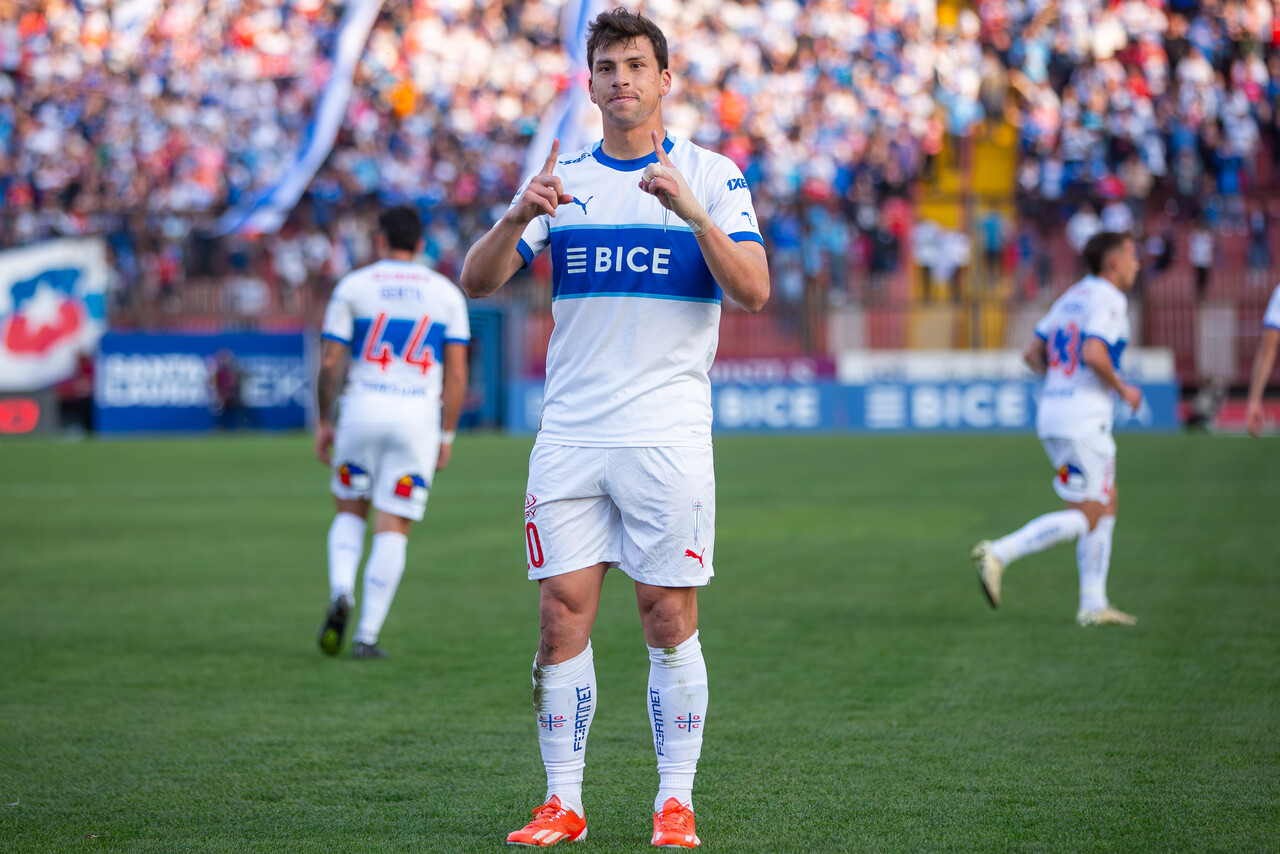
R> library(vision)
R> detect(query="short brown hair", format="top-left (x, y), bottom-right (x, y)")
top-left (586, 7), bottom-right (668, 73)
top-left (1082, 230), bottom-right (1132, 276)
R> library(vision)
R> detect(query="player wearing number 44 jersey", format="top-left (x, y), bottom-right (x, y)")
top-left (461, 8), bottom-right (768, 849)
top-left (314, 206), bottom-right (469, 659)
top-left (971, 231), bottom-right (1142, 627)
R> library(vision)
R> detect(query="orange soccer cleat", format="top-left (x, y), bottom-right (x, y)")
top-left (506, 795), bottom-right (587, 847)
top-left (651, 798), bottom-right (701, 848)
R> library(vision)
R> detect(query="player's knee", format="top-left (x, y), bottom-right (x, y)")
top-left (639, 599), bottom-right (696, 648)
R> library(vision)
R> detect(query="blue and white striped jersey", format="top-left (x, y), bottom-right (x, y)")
top-left (516, 134), bottom-right (763, 446)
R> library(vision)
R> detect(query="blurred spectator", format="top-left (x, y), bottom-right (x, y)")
top-left (1188, 218), bottom-right (1216, 300)
top-left (210, 349), bottom-right (246, 430)
top-left (0, 0), bottom-right (1276, 321)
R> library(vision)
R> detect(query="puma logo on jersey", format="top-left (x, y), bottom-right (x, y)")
top-left (571, 195), bottom-right (594, 216)
top-left (741, 211), bottom-right (755, 228)
top-left (684, 548), bottom-right (705, 567)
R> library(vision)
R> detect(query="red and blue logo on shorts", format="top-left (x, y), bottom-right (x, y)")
top-left (393, 473), bottom-right (427, 500)
top-left (1057, 462), bottom-right (1086, 491)
top-left (338, 462), bottom-right (371, 491)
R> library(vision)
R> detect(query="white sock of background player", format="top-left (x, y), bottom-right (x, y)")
top-left (991, 509), bottom-right (1089, 566)
top-left (327, 512), bottom-right (365, 603)
top-left (353, 531), bottom-right (407, 645)
top-left (1077, 515), bottom-right (1116, 612)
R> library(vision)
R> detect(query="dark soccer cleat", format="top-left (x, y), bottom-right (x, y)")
top-left (317, 596), bottom-right (352, 656)
top-left (352, 641), bottom-right (389, 659)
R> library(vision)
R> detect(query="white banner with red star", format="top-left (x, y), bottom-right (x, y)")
top-left (0, 238), bottom-right (110, 391)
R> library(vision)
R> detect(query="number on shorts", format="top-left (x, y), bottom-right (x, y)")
top-left (525, 522), bottom-right (545, 568)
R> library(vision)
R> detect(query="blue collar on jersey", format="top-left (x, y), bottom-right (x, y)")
top-left (591, 134), bottom-right (676, 171)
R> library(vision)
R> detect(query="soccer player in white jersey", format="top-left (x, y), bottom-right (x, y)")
top-left (314, 205), bottom-right (469, 659)
top-left (971, 231), bottom-right (1143, 626)
top-left (460, 9), bottom-right (768, 848)
top-left (1244, 283), bottom-right (1280, 437)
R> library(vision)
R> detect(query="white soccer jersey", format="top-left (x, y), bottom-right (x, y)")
top-left (515, 134), bottom-right (763, 446)
top-left (321, 259), bottom-right (470, 421)
top-left (1264, 284), bottom-right (1280, 332)
top-left (1033, 275), bottom-right (1131, 438)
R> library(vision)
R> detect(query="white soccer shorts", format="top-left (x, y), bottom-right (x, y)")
top-left (1040, 432), bottom-right (1116, 505)
top-left (523, 443), bottom-right (716, 587)
top-left (330, 418), bottom-right (440, 521)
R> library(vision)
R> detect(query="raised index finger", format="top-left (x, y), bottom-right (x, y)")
top-left (651, 130), bottom-right (672, 166)
top-left (540, 139), bottom-right (561, 176)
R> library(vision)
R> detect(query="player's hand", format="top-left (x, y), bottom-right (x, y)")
top-left (1120, 383), bottom-right (1143, 413)
top-left (1246, 401), bottom-right (1266, 437)
top-left (436, 441), bottom-right (452, 471)
top-left (314, 421), bottom-right (335, 465)
top-left (506, 139), bottom-right (574, 225)
top-left (638, 130), bottom-right (711, 235)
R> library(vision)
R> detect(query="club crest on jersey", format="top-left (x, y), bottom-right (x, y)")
top-left (394, 473), bottom-right (428, 501)
top-left (338, 463), bottom-right (370, 491)
top-left (525, 493), bottom-right (539, 520)
top-left (1057, 463), bottom-right (1087, 491)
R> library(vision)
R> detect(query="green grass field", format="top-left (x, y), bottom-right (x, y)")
top-left (2, 433), bottom-right (1277, 853)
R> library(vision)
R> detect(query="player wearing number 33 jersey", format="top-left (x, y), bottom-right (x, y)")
top-left (971, 231), bottom-right (1142, 628)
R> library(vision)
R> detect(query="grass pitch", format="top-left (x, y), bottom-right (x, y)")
top-left (1, 432), bottom-right (1277, 852)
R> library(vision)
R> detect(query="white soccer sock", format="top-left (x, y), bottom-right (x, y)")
top-left (327, 512), bottom-right (366, 603)
top-left (648, 632), bottom-right (708, 813)
top-left (1077, 515), bottom-right (1116, 612)
top-left (991, 509), bottom-right (1089, 566)
top-left (353, 531), bottom-right (407, 645)
top-left (533, 643), bottom-right (596, 817)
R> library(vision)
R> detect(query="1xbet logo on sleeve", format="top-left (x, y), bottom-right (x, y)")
top-left (726, 178), bottom-right (748, 191)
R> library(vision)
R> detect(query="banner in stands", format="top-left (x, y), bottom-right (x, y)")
top-left (95, 332), bottom-right (308, 433)
top-left (0, 238), bottom-right (110, 392)
top-left (503, 349), bottom-right (1180, 434)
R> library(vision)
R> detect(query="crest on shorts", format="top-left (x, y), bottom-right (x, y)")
top-left (691, 499), bottom-right (703, 546)
top-left (338, 462), bottom-right (370, 491)
top-left (394, 473), bottom-right (428, 501)
top-left (1057, 462), bottom-right (1086, 492)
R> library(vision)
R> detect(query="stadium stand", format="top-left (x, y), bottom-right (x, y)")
top-left (2, 0), bottom-right (1277, 386)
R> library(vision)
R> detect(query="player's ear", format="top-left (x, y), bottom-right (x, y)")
top-left (660, 68), bottom-right (672, 97)
top-left (588, 75), bottom-right (599, 105)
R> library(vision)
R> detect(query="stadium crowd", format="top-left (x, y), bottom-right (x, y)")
top-left (2, 0), bottom-right (1277, 314)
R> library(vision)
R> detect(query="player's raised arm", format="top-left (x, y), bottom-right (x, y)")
top-left (638, 131), bottom-right (770, 313)
top-left (461, 140), bottom-right (574, 299)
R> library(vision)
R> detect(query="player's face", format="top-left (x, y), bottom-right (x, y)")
top-left (589, 38), bottom-right (671, 130)
top-left (1109, 239), bottom-right (1140, 290)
